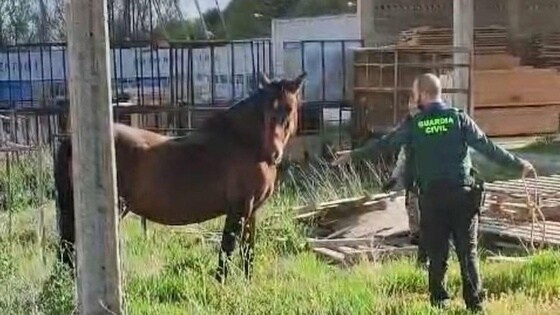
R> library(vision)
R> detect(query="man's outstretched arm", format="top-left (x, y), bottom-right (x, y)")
top-left (460, 113), bottom-right (534, 175)
top-left (350, 120), bottom-right (412, 160)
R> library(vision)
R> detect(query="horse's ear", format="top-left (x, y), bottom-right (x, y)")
top-left (291, 72), bottom-right (307, 93)
top-left (258, 72), bottom-right (271, 87)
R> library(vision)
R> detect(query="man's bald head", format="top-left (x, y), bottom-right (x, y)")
top-left (412, 73), bottom-right (443, 108)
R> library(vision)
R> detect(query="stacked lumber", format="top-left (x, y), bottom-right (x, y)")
top-left (528, 32), bottom-right (560, 68)
top-left (398, 26), bottom-right (509, 55)
top-left (295, 193), bottom-right (420, 265)
top-left (480, 175), bottom-right (560, 248)
top-left (472, 56), bottom-right (560, 136)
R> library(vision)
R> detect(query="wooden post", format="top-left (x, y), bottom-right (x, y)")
top-left (453, 0), bottom-right (474, 114)
top-left (66, 0), bottom-right (123, 314)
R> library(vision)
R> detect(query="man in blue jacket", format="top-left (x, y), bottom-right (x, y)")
top-left (333, 73), bottom-right (535, 312)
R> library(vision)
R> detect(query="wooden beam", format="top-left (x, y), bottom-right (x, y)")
top-left (453, 0), bottom-right (474, 114)
top-left (66, 0), bottom-right (123, 313)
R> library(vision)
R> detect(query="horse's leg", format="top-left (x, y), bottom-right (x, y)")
top-left (54, 139), bottom-right (75, 271)
top-left (216, 206), bottom-right (243, 283)
top-left (240, 213), bottom-right (256, 280)
top-left (239, 198), bottom-right (256, 279)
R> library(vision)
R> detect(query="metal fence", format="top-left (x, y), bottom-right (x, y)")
top-left (0, 37), bottom-right (364, 146)
top-left (0, 39), bottom-right (274, 143)
top-left (282, 39), bottom-right (363, 137)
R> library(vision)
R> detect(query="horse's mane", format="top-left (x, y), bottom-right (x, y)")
top-left (200, 86), bottom-right (273, 134)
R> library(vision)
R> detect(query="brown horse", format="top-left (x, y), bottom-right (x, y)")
top-left (54, 72), bottom-right (306, 282)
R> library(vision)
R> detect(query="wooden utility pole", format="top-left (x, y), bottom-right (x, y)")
top-left (66, 0), bottom-right (123, 314)
top-left (453, 0), bottom-right (474, 114)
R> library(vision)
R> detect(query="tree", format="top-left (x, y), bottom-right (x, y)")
top-left (0, 0), bottom-right (37, 45)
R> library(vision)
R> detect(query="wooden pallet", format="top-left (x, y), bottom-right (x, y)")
top-left (480, 175), bottom-right (560, 247)
top-left (483, 175), bottom-right (560, 199)
top-left (479, 216), bottom-right (560, 247)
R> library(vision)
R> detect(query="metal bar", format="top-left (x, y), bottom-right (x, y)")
top-left (231, 42), bottom-right (235, 100)
top-left (261, 40), bottom-right (266, 74)
top-left (134, 48), bottom-right (142, 106)
top-left (341, 41), bottom-right (347, 99)
top-left (112, 46), bottom-right (119, 106)
top-left (139, 48), bottom-right (145, 106)
top-left (268, 40), bottom-right (273, 76)
top-left (150, 48), bottom-right (156, 106)
top-left (156, 47), bottom-right (162, 106)
top-left (7, 49), bottom-right (12, 109)
top-left (300, 41), bottom-right (306, 100)
top-left (62, 48), bottom-right (68, 105)
top-left (321, 41), bottom-right (326, 102)
top-left (180, 48), bottom-right (185, 103)
top-left (119, 48), bottom-right (125, 102)
top-left (189, 48), bottom-right (195, 106)
top-left (48, 46), bottom-right (54, 104)
top-left (210, 45), bottom-right (215, 105)
top-left (17, 45), bottom-right (23, 109)
top-left (393, 50), bottom-right (399, 125)
top-left (250, 41), bottom-right (256, 89)
top-left (169, 47), bottom-right (175, 104)
top-left (256, 41), bottom-right (261, 75)
top-left (27, 49), bottom-right (34, 107)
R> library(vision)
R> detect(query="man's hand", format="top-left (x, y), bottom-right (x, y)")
top-left (332, 150), bottom-right (352, 166)
top-left (520, 159), bottom-right (536, 178)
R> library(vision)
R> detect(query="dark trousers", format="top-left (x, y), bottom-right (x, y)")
top-left (419, 186), bottom-right (483, 308)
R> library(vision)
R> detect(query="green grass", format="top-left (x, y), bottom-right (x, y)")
top-left (1, 154), bottom-right (560, 314)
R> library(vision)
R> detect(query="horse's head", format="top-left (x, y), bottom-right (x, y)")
top-left (260, 72), bottom-right (306, 165)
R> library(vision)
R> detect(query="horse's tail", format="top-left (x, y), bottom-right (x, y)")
top-left (54, 136), bottom-right (75, 270)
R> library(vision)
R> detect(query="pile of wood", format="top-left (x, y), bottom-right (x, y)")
top-left (294, 193), bottom-right (394, 226)
top-left (528, 32), bottom-right (560, 68)
top-left (398, 26), bottom-right (509, 55)
top-left (376, 25), bottom-right (560, 136)
top-left (297, 175), bottom-right (560, 265)
top-left (472, 63), bottom-right (560, 136)
top-left (295, 193), bottom-right (422, 266)
top-left (480, 175), bottom-right (560, 248)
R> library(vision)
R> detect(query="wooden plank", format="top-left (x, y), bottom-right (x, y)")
top-left (307, 238), bottom-right (378, 249)
top-left (66, 0), bottom-right (123, 313)
top-left (294, 192), bottom-right (394, 216)
top-left (312, 247), bottom-right (346, 264)
top-left (479, 218), bottom-right (560, 245)
top-left (486, 256), bottom-right (529, 263)
top-left (473, 106), bottom-right (560, 137)
top-left (344, 246), bottom-right (419, 264)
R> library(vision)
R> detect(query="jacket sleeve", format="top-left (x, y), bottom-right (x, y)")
top-left (460, 113), bottom-right (524, 171)
top-left (350, 119), bottom-right (411, 160)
